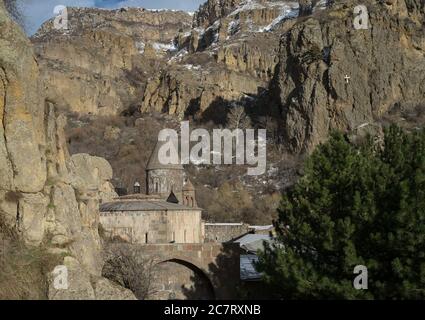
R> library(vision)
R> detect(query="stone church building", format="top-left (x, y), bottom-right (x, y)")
top-left (100, 141), bottom-right (203, 244)
top-left (99, 141), bottom-right (242, 299)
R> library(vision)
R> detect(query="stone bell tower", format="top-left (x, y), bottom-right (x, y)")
top-left (182, 178), bottom-right (197, 208)
top-left (146, 140), bottom-right (184, 201)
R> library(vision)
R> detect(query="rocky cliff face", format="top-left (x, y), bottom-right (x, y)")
top-left (271, 0), bottom-right (425, 152)
top-left (32, 7), bottom-right (193, 115)
top-left (141, 0), bottom-right (300, 121)
top-left (194, 0), bottom-right (243, 28)
top-left (142, 0), bottom-right (424, 148)
top-left (31, 0), bottom-right (424, 153)
top-left (31, 1), bottom-right (300, 120)
top-left (0, 1), bottom-right (135, 299)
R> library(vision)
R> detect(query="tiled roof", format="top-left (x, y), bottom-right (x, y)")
top-left (100, 199), bottom-right (200, 212)
top-left (235, 234), bottom-right (272, 253)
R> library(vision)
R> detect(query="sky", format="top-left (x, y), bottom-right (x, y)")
top-left (18, 0), bottom-right (205, 35)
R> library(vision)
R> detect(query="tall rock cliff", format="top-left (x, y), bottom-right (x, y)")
top-left (31, 1), bottom-right (301, 121)
top-left (141, 0), bottom-right (300, 121)
top-left (29, 0), bottom-right (425, 154)
top-left (32, 7), bottom-right (193, 115)
top-left (271, 0), bottom-right (425, 152)
top-left (0, 1), bottom-right (135, 300)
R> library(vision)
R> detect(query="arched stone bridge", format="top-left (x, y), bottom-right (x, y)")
top-left (104, 243), bottom-right (241, 300)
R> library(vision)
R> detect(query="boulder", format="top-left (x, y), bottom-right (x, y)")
top-left (93, 278), bottom-right (137, 300)
top-left (48, 256), bottom-right (96, 300)
top-left (69, 153), bottom-right (118, 203)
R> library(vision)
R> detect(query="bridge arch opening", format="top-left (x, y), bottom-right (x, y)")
top-left (152, 258), bottom-right (216, 300)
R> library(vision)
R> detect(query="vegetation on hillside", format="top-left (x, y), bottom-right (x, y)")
top-left (66, 111), bottom-right (299, 224)
top-left (0, 211), bottom-right (60, 300)
top-left (257, 126), bottom-right (425, 299)
top-left (102, 245), bottom-right (158, 300)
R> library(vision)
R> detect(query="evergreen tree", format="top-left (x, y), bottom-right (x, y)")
top-left (257, 126), bottom-right (425, 299)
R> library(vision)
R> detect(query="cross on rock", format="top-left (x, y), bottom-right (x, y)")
top-left (344, 75), bottom-right (351, 84)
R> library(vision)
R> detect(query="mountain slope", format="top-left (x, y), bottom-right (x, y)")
top-left (32, 7), bottom-right (193, 115)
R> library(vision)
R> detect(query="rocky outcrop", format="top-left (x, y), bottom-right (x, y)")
top-left (0, 1), bottom-right (134, 299)
top-left (142, 1), bottom-right (299, 121)
top-left (271, 0), bottom-right (425, 152)
top-left (0, 4), bottom-right (46, 193)
top-left (48, 257), bottom-right (136, 300)
top-left (194, 0), bottom-right (243, 28)
top-left (69, 153), bottom-right (117, 203)
top-left (143, 0), bottom-right (424, 152)
top-left (32, 7), bottom-right (193, 115)
top-left (141, 51), bottom-right (271, 118)
top-left (30, 1), bottom-right (300, 120)
top-left (92, 277), bottom-right (136, 300)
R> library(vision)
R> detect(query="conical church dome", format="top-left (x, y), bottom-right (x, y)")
top-left (183, 179), bottom-right (195, 191)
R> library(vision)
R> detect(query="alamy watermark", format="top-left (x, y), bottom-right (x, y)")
top-left (353, 5), bottom-right (369, 30)
top-left (157, 122), bottom-right (267, 176)
top-left (53, 5), bottom-right (68, 30)
top-left (353, 265), bottom-right (368, 290)
top-left (53, 265), bottom-right (69, 290)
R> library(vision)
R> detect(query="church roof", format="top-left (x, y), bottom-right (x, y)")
top-left (182, 179), bottom-right (195, 191)
top-left (146, 140), bottom-right (184, 171)
top-left (100, 199), bottom-right (200, 212)
top-left (166, 191), bottom-right (179, 204)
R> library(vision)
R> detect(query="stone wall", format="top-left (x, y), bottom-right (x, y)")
top-left (204, 223), bottom-right (250, 243)
top-left (100, 209), bottom-right (203, 244)
top-left (146, 168), bottom-right (184, 201)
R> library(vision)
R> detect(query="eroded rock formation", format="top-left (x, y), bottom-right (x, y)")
top-left (0, 1), bottom-right (135, 300)
top-left (31, 0), bottom-right (425, 154)
top-left (32, 7), bottom-right (193, 115)
top-left (271, 0), bottom-right (425, 152)
top-left (141, 0), bottom-right (300, 121)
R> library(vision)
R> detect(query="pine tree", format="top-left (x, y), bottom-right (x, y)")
top-left (257, 126), bottom-right (425, 299)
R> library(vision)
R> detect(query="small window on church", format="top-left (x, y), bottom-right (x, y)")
top-left (190, 197), bottom-right (194, 207)
top-left (184, 230), bottom-right (187, 243)
top-left (145, 232), bottom-right (149, 244)
top-left (155, 182), bottom-right (159, 193)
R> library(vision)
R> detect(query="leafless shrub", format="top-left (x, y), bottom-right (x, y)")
top-left (227, 105), bottom-right (252, 130)
top-left (102, 245), bottom-right (158, 300)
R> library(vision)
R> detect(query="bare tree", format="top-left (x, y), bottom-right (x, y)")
top-left (102, 245), bottom-right (158, 300)
top-left (227, 105), bottom-right (252, 130)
